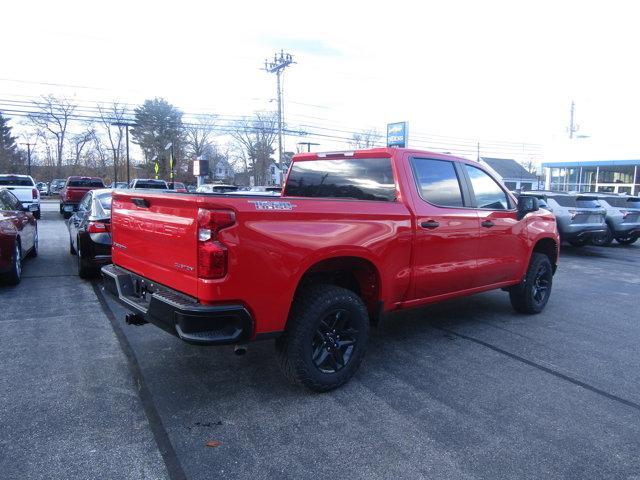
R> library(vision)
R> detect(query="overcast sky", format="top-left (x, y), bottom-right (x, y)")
top-left (3, 0), bottom-right (640, 163)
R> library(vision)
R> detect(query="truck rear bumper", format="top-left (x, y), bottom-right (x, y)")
top-left (101, 264), bottom-right (253, 345)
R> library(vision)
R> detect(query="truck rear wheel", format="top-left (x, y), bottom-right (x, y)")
top-left (509, 253), bottom-right (553, 314)
top-left (276, 284), bottom-right (370, 392)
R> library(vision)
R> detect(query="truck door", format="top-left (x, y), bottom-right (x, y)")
top-left (406, 157), bottom-right (479, 299)
top-left (461, 164), bottom-right (528, 287)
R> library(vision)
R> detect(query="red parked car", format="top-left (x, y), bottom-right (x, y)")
top-left (60, 176), bottom-right (105, 218)
top-left (103, 148), bottom-right (560, 391)
top-left (0, 188), bottom-right (38, 285)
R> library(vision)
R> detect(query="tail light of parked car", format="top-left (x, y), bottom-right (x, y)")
top-left (32, 188), bottom-right (38, 199)
top-left (87, 221), bottom-right (111, 233)
top-left (197, 208), bottom-right (236, 279)
top-left (620, 210), bottom-right (630, 219)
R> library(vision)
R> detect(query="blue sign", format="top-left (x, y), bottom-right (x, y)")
top-left (387, 122), bottom-right (408, 148)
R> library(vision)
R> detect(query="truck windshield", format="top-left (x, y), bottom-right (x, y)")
top-left (285, 158), bottom-right (396, 201)
top-left (68, 179), bottom-right (104, 187)
top-left (0, 176), bottom-right (34, 186)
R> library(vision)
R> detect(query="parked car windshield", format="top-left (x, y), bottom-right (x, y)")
top-left (0, 176), bottom-right (34, 186)
top-left (95, 192), bottom-right (112, 210)
top-left (285, 158), bottom-right (396, 202)
top-left (68, 178), bottom-right (104, 188)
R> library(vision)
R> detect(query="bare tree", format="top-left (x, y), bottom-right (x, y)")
top-left (184, 114), bottom-right (217, 159)
top-left (97, 102), bottom-right (127, 174)
top-left (349, 128), bottom-right (382, 149)
top-left (229, 112), bottom-right (278, 185)
top-left (70, 128), bottom-right (95, 167)
top-left (28, 95), bottom-right (77, 175)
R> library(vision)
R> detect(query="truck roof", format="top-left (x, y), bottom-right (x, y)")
top-left (292, 147), bottom-right (470, 163)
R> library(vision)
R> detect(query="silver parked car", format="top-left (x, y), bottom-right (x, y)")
top-left (520, 192), bottom-right (607, 246)
top-left (589, 195), bottom-right (640, 246)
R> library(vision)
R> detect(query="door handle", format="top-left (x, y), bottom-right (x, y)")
top-left (421, 220), bottom-right (440, 229)
top-left (481, 220), bottom-right (495, 228)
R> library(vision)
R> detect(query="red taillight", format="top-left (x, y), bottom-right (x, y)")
top-left (197, 208), bottom-right (235, 279)
top-left (87, 221), bottom-right (111, 233)
top-left (32, 188), bottom-right (38, 199)
top-left (620, 210), bottom-right (629, 219)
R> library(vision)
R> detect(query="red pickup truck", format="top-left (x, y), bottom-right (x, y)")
top-left (102, 148), bottom-right (559, 391)
top-left (60, 176), bottom-right (105, 218)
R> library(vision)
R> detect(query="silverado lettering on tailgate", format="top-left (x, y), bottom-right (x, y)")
top-left (249, 200), bottom-right (297, 211)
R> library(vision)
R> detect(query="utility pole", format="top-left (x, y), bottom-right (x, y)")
top-left (297, 141), bottom-right (320, 153)
top-left (111, 121), bottom-right (135, 185)
top-left (21, 142), bottom-right (35, 176)
top-left (263, 50), bottom-right (295, 167)
top-left (568, 100), bottom-right (578, 139)
top-left (112, 147), bottom-right (117, 184)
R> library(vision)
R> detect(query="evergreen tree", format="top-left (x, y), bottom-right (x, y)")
top-left (0, 112), bottom-right (19, 172)
top-left (131, 98), bottom-right (184, 179)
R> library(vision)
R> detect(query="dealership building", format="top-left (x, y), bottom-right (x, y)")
top-left (542, 159), bottom-right (640, 195)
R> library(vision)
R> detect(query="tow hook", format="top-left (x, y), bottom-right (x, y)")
top-left (125, 313), bottom-right (148, 326)
top-left (234, 344), bottom-right (248, 356)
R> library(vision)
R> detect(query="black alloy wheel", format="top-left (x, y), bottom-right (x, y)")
top-left (531, 263), bottom-right (551, 304)
top-left (312, 309), bottom-right (358, 374)
top-left (591, 226), bottom-right (613, 246)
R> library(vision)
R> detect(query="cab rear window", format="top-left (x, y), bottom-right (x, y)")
top-left (0, 176), bottom-right (34, 186)
top-left (285, 158), bottom-right (396, 201)
top-left (68, 179), bottom-right (104, 188)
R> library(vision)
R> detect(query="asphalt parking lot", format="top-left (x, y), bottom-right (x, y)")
top-left (1, 200), bottom-right (640, 480)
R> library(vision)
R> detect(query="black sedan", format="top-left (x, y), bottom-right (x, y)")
top-left (0, 188), bottom-right (38, 285)
top-left (68, 188), bottom-right (112, 278)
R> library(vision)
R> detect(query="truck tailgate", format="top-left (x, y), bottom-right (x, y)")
top-left (111, 192), bottom-right (200, 297)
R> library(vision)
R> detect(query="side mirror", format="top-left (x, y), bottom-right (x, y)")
top-left (517, 196), bottom-right (539, 220)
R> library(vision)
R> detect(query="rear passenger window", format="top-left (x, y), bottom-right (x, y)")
top-left (411, 159), bottom-right (464, 207)
top-left (465, 165), bottom-right (511, 210)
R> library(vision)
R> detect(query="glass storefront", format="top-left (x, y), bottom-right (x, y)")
top-left (544, 162), bottom-right (640, 195)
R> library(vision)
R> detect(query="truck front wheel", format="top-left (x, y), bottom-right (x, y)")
top-left (276, 284), bottom-right (370, 392)
top-left (509, 253), bottom-right (553, 314)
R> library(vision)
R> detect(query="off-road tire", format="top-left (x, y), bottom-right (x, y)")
top-left (276, 284), bottom-right (370, 392)
top-left (509, 253), bottom-right (553, 314)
